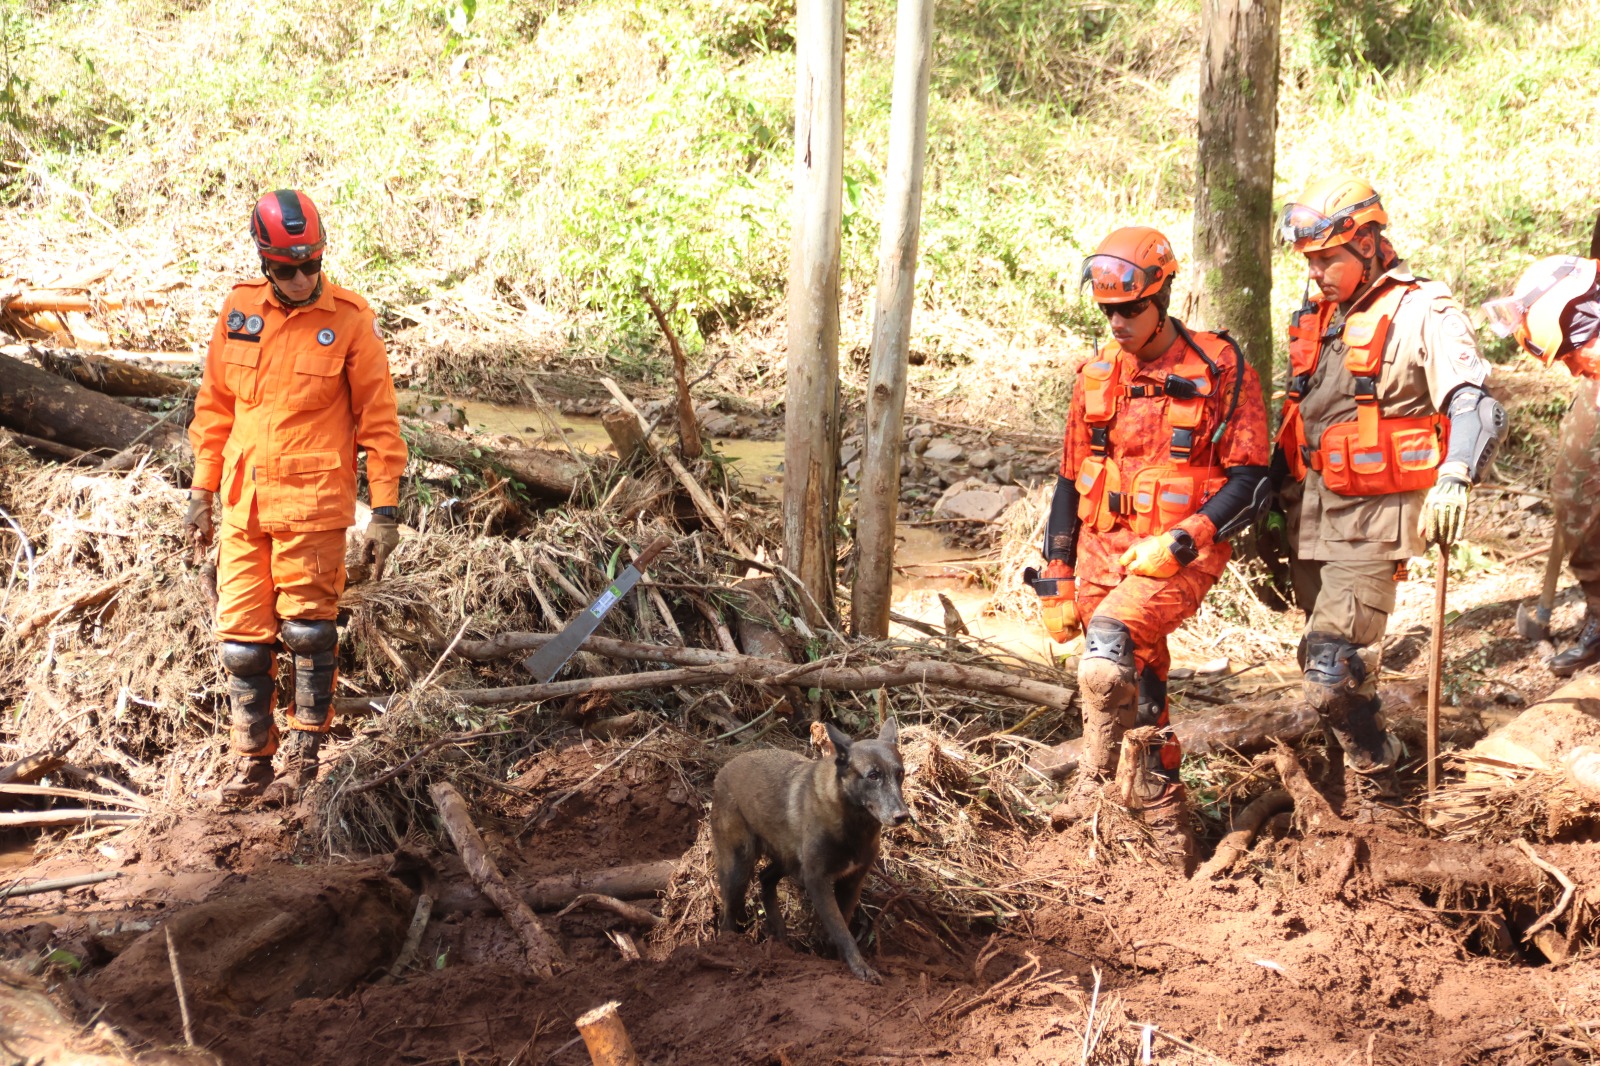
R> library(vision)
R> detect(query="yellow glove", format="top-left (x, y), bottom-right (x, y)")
top-left (1119, 533), bottom-right (1183, 578)
top-left (1420, 461), bottom-right (1472, 545)
top-left (1037, 559), bottom-right (1079, 643)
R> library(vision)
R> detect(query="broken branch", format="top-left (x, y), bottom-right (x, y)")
top-left (429, 782), bottom-right (567, 979)
top-left (1514, 839), bottom-right (1577, 940)
top-left (553, 893), bottom-right (662, 928)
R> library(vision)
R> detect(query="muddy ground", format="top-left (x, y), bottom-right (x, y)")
top-left (4, 356), bottom-right (1598, 1065)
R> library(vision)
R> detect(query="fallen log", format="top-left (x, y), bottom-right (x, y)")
top-left (0, 351), bottom-right (186, 456)
top-left (21, 345), bottom-right (195, 399)
top-left (0, 429), bottom-right (98, 465)
top-left (356, 634), bottom-right (1078, 711)
top-left (435, 859), bottom-right (676, 915)
top-left (405, 422), bottom-right (594, 500)
top-left (0, 809), bottom-right (142, 828)
top-left (3, 291), bottom-right (165, 316)
top-left (1033, 701), bottom-right (1318, 783)
top-left (429, 782), bottom-right (567, 979)
top-left (0, 870), bottom-right (121, 901)
top-left (0, 736), bottom-right (81, 785)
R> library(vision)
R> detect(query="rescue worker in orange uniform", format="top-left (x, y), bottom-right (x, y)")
top-left (1484, 255), bottom-right (1600, 675)
top-left (184, 190), bottom-right (408, 806)
top-left (1036, 227), bottom-right (1270, 871)
top-left (1275, 175), bottom-right (1504, 792)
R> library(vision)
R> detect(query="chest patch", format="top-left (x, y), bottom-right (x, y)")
top-left (244, 314), bottom-right (264, 335)
top-left (317, 328), bottom-right (336, 346)
top-left (226, 310), bottom-right (245, 331)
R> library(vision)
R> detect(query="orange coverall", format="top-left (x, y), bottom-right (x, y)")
top-left (1060, 331), bottom-right (1270, 768)
top-left (189, 278), bottom-right (408, 651)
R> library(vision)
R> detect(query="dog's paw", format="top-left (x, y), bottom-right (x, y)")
top-left (849, 959), bottom-right (883, 984)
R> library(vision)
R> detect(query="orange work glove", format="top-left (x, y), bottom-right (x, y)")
top-left (1037, 559), bottom-right (1079, 643)
top-left (1119, 533), bottom-right (1182, 578)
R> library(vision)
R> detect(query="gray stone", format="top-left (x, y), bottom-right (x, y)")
top-left (934, 477), bottom-right (1015, 522)
top-left (993, 459), bottom-right (1016, 484)
top-left (416, 402), bottom-right (467, 429)
top-left (908, 436), bottom-right (930, 457)
top-left (910, 422), bottom-right (935, 438)
top-left (839, 441), bottom-right (863, 467)
top-left (967, 448), bottom-right (998, 470)
top-left (703, 415), bottom-right (738, 436)
top-left (845, 458), bottom-right (861, 482)
top-left (924, 440), bottom-right (964, 463)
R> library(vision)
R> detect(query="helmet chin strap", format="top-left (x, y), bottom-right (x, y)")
top-left (265, 270), bottom-right (324, 309)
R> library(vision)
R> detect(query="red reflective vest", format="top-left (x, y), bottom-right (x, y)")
top-left (1073, 334), bottom-right (1231, 537)
top-left (1277, 280), bottom-right (1446, 497)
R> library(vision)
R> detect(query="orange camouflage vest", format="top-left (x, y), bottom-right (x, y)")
top-left (1073, 333), bottom-right (1232, 537)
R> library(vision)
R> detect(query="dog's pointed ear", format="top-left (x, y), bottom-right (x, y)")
top-left (878, 716), bottom-right (899, 745)
top-left (824, 722), bottom-right (853, 762)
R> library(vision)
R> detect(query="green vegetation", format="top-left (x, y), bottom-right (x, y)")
top-left (1, 0), bottom-right (1595, 396)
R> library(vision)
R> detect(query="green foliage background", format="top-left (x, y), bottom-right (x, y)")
top-left (1, 0), bottom-right (1596, 377)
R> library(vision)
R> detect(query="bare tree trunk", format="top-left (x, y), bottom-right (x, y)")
top-left (852, 0), bottom-right (934, 640)
top-left (1191, 0), bottom-right (1280, 412)
top-left (784, 0), bottom-right (846, 626)
top-left (0, 351), bottom-right (185, 455)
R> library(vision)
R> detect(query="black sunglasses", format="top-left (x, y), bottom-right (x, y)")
top-left (264, 258), bottom-right (322, 282)
top-left (1098, 296), bottom-right (1153, 320)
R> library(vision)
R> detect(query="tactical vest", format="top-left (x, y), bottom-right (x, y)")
top-left (1073, 333), bottom-right (1231, 537)
top-left (1277, 280), bottom-right (1446, 497)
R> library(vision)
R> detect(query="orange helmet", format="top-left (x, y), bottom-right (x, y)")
top-left (1080, 226), bottom-right (1178, 304)
top-left (1482, 255), bottom-right (1599, 363)
top-left (1279, 175), bottom-right (1388, 253)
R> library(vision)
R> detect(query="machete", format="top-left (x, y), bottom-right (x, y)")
top-left (520, 535), bottom-right (672, 682)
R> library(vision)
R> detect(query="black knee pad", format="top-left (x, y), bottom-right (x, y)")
top-left (1302, 631), bottom-right (1365, 690)
top-left (220, 640), bottom-right (274, 678)
top-left (1084, 616), bottom-right (1134, 668)
top-left (1136, 666), bottom-right (1168, 728)
top-left (280, 619), bottom-right (338, 654)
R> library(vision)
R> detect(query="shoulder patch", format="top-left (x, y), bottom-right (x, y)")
top-left (226, 310), bottom-right (245, 331)
top-left (317, 328), bottom-right (336, 346)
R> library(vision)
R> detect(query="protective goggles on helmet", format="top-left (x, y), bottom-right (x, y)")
top-left (1480, 259), bottom-right (1583, 356)
top-left (1278, 194), bottom-right (1381, 248)
top-left (1080, 254), bottom-right (1165, 302)
top-left (257, 238), bottom-right (327, 263)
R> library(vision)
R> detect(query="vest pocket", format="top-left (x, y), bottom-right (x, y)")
top-left (288, 352), bottom-right (345, 411)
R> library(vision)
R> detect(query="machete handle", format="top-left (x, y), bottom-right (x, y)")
top-left (634, 535), bottom-right (672, 572)
top-left (1021, 566), bottom-right (1065, 599)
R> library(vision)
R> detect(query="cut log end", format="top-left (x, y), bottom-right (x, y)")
top-left (575, 1000), bottom-right (642, 1066)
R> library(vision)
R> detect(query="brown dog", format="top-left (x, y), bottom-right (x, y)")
top-left (711, 718), bottom-right (909, 982)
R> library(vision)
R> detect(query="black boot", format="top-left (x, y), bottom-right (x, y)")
top-left (1551, 614), bottom-right (1600, 677)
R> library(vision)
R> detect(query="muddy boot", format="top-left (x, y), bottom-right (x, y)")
top-left (1050, 619), bottom-right (1137, 831)
top-left (1551, 613), bottom-right (1600, 677)
top-left (261, 730), bottom-right (321, 807)
top-left (1141, 781), bottom-right (1198, 876)
top-left (219, 756), bottom-right (276, 806)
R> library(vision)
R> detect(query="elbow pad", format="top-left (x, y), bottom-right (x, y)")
top-left (1043, 475), bottom-right (1081, 564)
top-left (1442, 385), bottom-right (1508, 482)
top-left (1202, 466), bottom-right (1270, 541)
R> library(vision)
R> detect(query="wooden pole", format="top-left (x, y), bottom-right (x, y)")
top-left (852, 0), bottom-right (934, 639)
top-left (1191, 0), bottom-right (1280, 414)
top-left (1427, 548), bottom-right (1449, 795)
top-left (784, 0), bottom-right (846, 627)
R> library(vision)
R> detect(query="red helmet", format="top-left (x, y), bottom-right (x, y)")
top-left (251, 189), bottom-right (326, 264)
top-left (1080, 226), bottom-right (1178, 304)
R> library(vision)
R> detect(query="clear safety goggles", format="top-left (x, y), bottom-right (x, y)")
top-left (1080, 254), bottom-right (1163, 300)
top-left (1278, 194), bottom-right (1380, 246)
top-left (1480, 259), bottom-right (1581, 350)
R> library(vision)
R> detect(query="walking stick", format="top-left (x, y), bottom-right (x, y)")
top-left (1427, 539), bottom-right (1449, 796)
